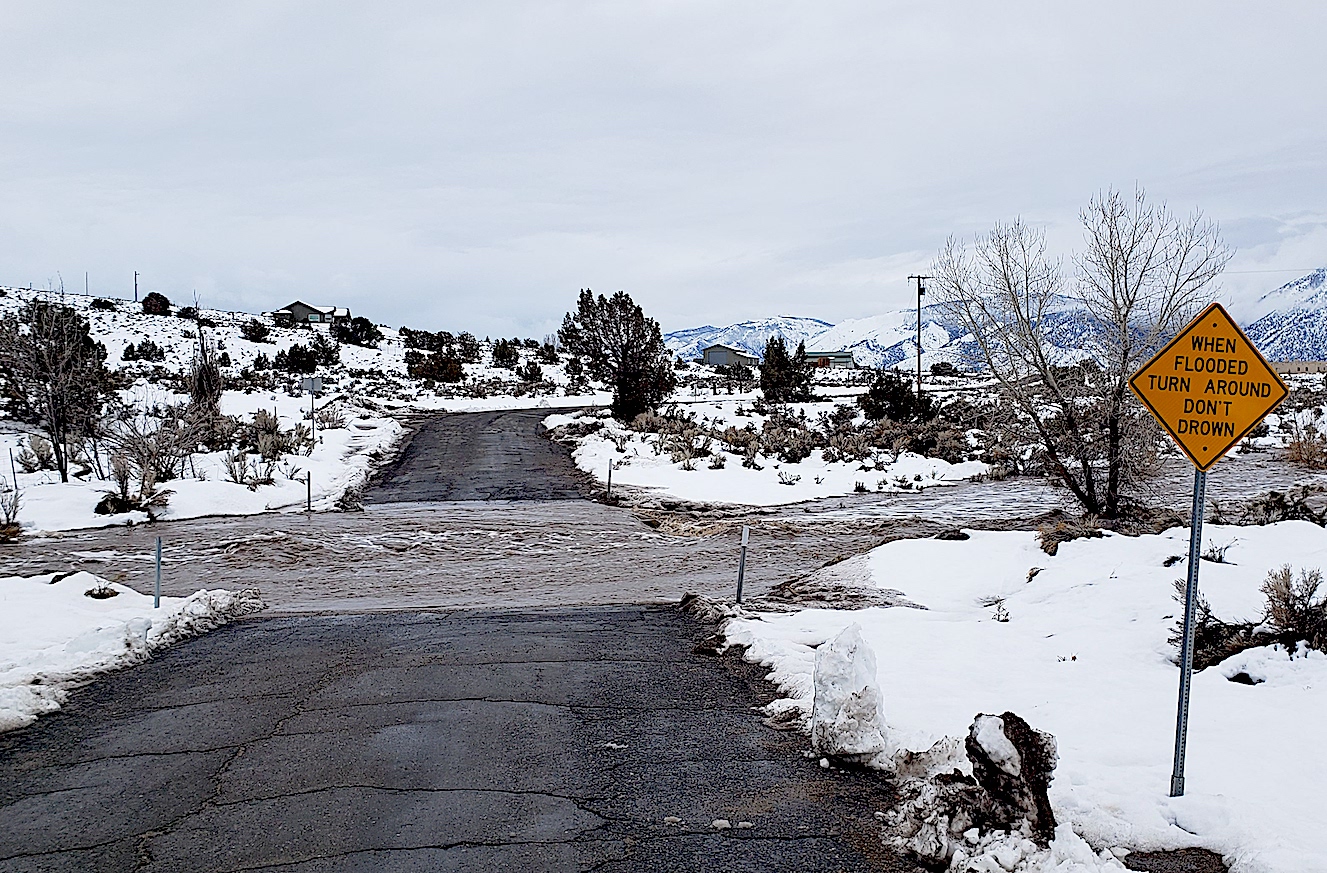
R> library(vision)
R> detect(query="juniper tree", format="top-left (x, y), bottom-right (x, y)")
top-left (759, 336), bottom-right (814, 403)
top-left (332, 316), bottom-right (383, 349)
top-left (559, 289), bottom-right (676, 421)
top-left (141, 291), bottom-right (171, 315)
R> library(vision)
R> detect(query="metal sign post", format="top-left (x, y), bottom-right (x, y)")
top-left (301, 376), bottom-right (323, 443)
top-left (306, 473), bottom-right (312, 512)
top-left (606, 462), bottom-right (612, 500)
top-left (1129, 301), bottom-right (1287, 797)
top-left (736, 525), bottom-right (749, 604)
top-left (1170, 469), bottom-right (1207, 796)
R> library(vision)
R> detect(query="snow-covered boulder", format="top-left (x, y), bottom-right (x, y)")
top-left (810, 623), bottom-right (891, 764)
top-left (966, 711), bottom-right (1059, 843)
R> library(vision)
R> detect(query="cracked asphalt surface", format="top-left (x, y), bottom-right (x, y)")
top-left (0, 607), bottom-right (908, 872)
top-left (0, 410), bottom-right (920, 872)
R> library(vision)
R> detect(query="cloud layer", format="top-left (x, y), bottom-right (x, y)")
top-left (1, 2), bottom-right (1324, 334)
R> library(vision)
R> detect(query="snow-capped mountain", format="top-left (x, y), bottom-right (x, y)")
top-left (675, 268), bottom-right (1327, 370)
top-left (669, 300), bottom-right (1102, 370)
top-left (1243, 268), bottom-right (1327, 361)
top-left (664, 316), bottom-right (832, 361)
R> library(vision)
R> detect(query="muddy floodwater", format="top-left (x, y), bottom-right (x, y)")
top-left (2, 412), bottom-right (1322, 613)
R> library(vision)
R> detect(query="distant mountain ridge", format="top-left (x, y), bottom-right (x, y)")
top-left (668, 267), bottom-right (1327, 369)
top-left (666, 301), bottom-right (1098, 370)
top-left (1243, 268), bottom-right (1327, 361)
top-left (663, 316), bottom-right (831, 361)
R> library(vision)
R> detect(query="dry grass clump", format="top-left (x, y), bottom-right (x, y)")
top-left (1037, 516), bottom-right (1103, 556)
top-left (1285, 419), bottom-right (1327, 469)
top-left (0, 480), bottom-right (20, 542)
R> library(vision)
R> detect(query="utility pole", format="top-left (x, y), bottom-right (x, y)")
top-left (134, 271), bottom-right (139, 303)
top-left (907, 275), bottom-right (933, 397)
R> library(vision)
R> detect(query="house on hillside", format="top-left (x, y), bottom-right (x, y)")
top-left (270, 301), bottom-right (351, 327)
top-left (1273, 360), bottom-right (1327, 374)
top-left (806, 350), bottom-right (856, 368)
top-left (701, 343), bottom-right (759, 368)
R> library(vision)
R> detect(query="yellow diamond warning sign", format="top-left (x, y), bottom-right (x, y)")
top-left (1130, 302), bottom-right (1287, 471)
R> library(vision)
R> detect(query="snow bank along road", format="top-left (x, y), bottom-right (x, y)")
top-left (0, 608), bottom-right (908, 872)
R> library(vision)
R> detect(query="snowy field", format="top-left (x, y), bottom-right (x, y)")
top-left (0, 571), bottom-right (264, 731)
top-left (546, 401), bottom-right (988, 506)
top-left (725, 522), bottom-right (1327, 872)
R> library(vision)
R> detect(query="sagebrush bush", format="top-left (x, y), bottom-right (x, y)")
top-left (1261, 565), bottom-right (1327, 652)
top-left (1285, 419), bottom-right (1327, 469)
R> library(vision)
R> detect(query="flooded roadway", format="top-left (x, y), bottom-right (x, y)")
top-left (1, 411), bottom-right (1321, 612)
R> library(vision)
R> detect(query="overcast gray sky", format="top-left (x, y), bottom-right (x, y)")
top-left (2, 2), bottom-right (1324, 336)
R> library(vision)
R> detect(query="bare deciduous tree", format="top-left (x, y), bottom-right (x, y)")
top-left (932, 188), bottom-right (1233, 518)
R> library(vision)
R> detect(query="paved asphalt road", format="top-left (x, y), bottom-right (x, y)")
top-left (0, 607), bottom-right (905, 872)
top-left (366, 409), bottom-right (590, 503)
top-left (0, 411), bottom-right (916, 872)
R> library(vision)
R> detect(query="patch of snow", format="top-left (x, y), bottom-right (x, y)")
top-left (810, 624), bottom-right (891, 764)
top-left (973, 714), bottom-right (1021, 777)
top-left (725, 521), bottom-right (1327, 871)
top-left (547, 402), bottom-right (987, 506)
top-left (0, 571), bottom-right (264, 731)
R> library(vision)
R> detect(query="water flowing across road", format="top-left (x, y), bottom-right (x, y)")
top-left (3, 411), bottom-right (1322, 611)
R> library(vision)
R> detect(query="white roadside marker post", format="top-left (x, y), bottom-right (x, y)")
top-left (736, 525), bottom-right (749, 604)
top-left (154, 536), bottom-right (162, 609)
top-left (306, 473), bottom-right (312, 513)
top-left (301, 376), bottom-right (323, 444)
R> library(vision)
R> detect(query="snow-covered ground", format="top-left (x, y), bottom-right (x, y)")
top-left (1, 391), bottom-right (403, 532)
top-left (546, 401), bottom-right (987, 506)
top-left (0, 285), bottom-right (617, 532)
top-left (725, 522), bottom-right (1327, 872)
top-left (0, 571), bottom-right (264, 732)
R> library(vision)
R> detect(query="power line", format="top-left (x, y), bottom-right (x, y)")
top-left (1225, 268), bottom-right (1322, 275)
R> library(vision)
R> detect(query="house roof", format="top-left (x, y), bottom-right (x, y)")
top-left (275, 301), bottom-right (349, 316)
top-left (806, 350), bottom-right (854, 357)
top-left (702, 343), bottom-right (755, 355)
